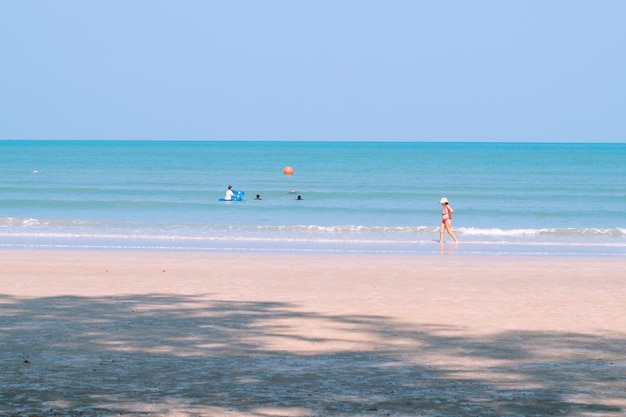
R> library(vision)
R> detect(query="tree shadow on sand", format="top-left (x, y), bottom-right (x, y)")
top-left (1, 293), bottom-right (625, 416)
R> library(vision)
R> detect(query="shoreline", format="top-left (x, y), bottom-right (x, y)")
top-left (2, 250), bottom-right (625, 416)
top-left (1, 238), bottom-right (624, 258)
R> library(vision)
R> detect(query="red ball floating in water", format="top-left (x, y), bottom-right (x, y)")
top-left (283, 166), bottom-right (294, 175)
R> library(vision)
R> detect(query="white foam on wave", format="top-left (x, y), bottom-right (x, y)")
top-left (0, 217), bottom-right (43, 226)
top-left (458, 227), bottom-right (625, 238)
top-left (3, 216), bottom-right (623, 238)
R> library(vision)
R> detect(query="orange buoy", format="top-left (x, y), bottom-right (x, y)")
top-left (283, 166), bottom-right (294, 175)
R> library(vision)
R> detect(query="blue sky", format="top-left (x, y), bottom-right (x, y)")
top-left (2, 1), bottom-right (625, 142)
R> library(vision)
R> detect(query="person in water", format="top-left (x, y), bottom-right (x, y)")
top-left (255, 194), bottom-right (262, 200)
top-left (439, 197), bottom-right (459, 244)
top-left (224, 185), bottom-right (236, 201)
top-left (297, 194), bottom-right (302, 200)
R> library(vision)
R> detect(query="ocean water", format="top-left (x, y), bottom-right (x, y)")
top-left (1, 140), bottom-right (624, 256)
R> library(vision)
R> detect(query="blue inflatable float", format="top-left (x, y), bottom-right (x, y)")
top-left (219, 190), bottom-right (245, 202)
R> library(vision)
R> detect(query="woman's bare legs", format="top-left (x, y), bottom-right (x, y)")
top-left (440, 220), bottom-right (459, 243)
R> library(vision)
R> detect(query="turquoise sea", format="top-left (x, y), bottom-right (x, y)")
top-left (1, 141), bottom-right (624, 256)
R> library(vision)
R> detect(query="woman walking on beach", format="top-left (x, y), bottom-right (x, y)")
top-left (439, 197), bottom-right (459, 244)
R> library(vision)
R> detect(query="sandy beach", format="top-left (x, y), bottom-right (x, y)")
top-left (1, 251), bottom-right (625, 417)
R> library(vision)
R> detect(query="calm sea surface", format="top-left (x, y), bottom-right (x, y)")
top-left (1, 141), bottom-right (624, 256)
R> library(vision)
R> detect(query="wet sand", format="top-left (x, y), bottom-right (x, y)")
top-left (1, 251), bottom-right (625, 416)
